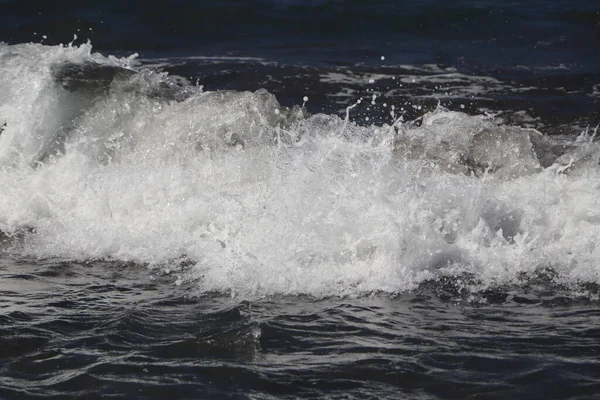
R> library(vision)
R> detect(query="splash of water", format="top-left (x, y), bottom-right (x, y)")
top-left (1, 43), bottom-right (600, 298)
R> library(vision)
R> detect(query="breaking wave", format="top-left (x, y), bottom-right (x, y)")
top-left (1, 42), bottom-right (600, 298)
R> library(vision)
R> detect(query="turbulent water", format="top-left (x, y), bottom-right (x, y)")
top-left (1, 1), bottom-right (600, 398)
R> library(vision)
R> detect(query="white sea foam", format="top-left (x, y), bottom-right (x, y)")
top-left (1, 43), bottom-right (600, 298)
top-left (320, 71), bottom-right (394, 85)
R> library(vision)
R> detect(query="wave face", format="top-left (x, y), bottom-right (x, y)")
top-left (1, 42), bottom-right (600, 298)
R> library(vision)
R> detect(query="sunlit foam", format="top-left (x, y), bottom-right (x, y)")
top-left (1, 43), bottom-right (600, 298)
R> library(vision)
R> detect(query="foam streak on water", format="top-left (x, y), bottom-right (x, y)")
top-left (1, 43), bottom-right (600, 299)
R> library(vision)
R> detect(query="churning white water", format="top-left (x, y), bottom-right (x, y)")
top-left (1, 42), bottom-right (599, 298)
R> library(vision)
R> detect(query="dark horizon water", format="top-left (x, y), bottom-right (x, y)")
top-left (1, 1), bottom-right (600, 399)
top-left (2, 0), bottom-right (599, 65)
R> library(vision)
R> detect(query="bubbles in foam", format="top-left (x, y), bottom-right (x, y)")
top-left (1, 43), bottom-right (600, 299)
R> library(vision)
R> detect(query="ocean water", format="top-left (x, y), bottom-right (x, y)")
top-left (1, 1), bottom-right (600, 399)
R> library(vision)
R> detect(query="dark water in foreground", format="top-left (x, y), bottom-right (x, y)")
top-left (1, 1), bottom-right (600, 399)
top-left (3, 259), bottom-right (600, 399)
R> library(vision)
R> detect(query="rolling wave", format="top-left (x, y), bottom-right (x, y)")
top-left (1, 42), bottom-right (599, 298)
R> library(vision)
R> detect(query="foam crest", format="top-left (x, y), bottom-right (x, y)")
top-left (0, 42), bottom-right (139, 166)
top-left (1, 43), bottom-right (600, 298)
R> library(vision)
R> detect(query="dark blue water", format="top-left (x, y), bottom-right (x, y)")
top-left (2, 0), bottom-right (599, 67)
top-left (1, 1), bottom-right (600, 399)
top-left (2, 0), bottom-right (598, 128)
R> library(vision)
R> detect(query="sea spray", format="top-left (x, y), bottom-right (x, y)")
top-left (1, 43), bottom-right (600, 298)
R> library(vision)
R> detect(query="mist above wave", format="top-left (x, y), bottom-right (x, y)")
top-left (1, 43), bottom-right (599, 298)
